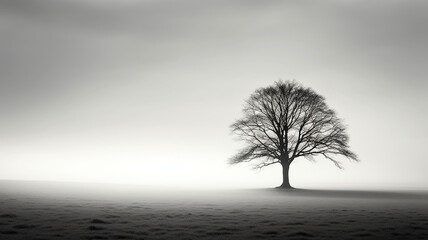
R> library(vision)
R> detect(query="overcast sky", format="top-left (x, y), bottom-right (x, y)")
top-left (0, 0), bottom-right (427, 189)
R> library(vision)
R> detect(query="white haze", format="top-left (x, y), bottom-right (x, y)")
top-left (0, 0), bottom-right (427, 190)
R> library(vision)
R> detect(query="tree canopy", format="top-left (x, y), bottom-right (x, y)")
top-left (230, 80), bottom-right (358, 188)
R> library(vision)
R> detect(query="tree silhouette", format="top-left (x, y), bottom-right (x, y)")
top-left (230, 80), bottom-right (358, 188)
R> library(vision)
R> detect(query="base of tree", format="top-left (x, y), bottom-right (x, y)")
top-left (276, 185), bottom-right (294, 189)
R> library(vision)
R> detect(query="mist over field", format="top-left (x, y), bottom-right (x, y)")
top-left (1, 0), bottom-right (427, 190)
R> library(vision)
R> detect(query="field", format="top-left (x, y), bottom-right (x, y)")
top-left (1, 180), bottom-right (427, 239)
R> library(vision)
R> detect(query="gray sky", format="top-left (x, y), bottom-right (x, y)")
top-left (0, 0), bottom-right (427, 189)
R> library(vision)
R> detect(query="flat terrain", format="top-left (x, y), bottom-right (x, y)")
top-left (0, 181), bottom-right (427, 239)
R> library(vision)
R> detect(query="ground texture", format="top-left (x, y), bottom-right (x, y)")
top-left (0, 181), bottom-right (427, 239)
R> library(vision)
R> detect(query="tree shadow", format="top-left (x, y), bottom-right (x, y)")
top-left (266, 188), bottom-right (428, 200)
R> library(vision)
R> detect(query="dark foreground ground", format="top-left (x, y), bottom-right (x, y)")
top-left (0, 181), bottom-right (428, 240)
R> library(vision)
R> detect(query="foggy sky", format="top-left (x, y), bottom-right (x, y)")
top-left (1, 0), bottom-right (427, 189)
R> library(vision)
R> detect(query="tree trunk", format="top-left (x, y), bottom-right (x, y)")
top-left (279, 162), bottom-right (292, 188)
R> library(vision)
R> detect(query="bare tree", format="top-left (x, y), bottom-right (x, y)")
top-left (230, 80), bottom-right (358, 188)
